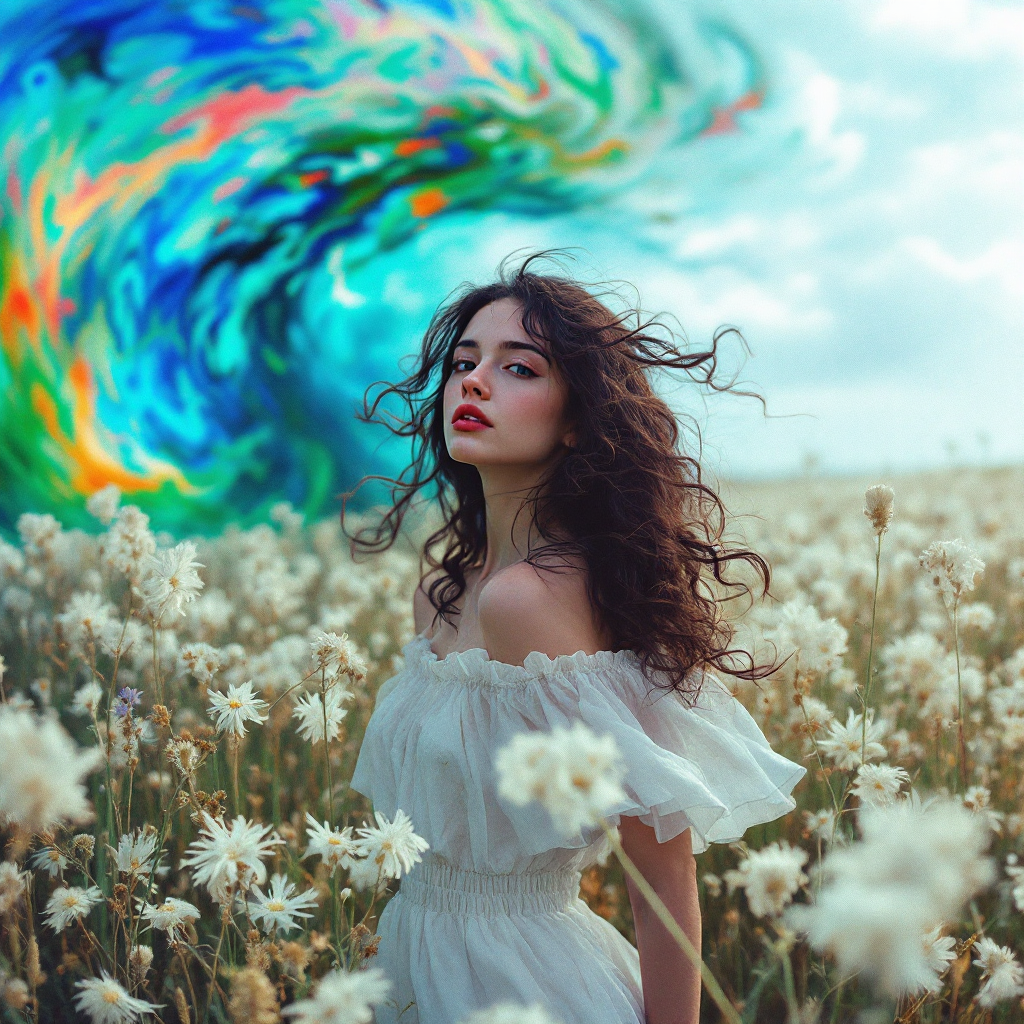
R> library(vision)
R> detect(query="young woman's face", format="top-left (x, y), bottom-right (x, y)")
top-left (443, 297), bottom-right (575, 473)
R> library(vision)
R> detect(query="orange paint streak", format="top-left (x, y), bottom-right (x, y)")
top-left (701, 90), bottom-right (764, 137)
top-left (563, 138), bottom-right (628, 164)
top-left (410, 188), bottom-right (448, 218)
top-left (395, 138), bottom-right (440, 157)
top-left (297, 169), bottom-right (330, 187)
top-left (32, 359), bottom-right (195, 496)
top-left (0, 282), bottom-right (38, 365)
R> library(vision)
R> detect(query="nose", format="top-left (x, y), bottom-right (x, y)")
top-left (461, 363), bottom-right (489, 399)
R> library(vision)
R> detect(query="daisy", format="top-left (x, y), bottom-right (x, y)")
top-left (973, 937), bottom-right (1024, 1008)
top-left (140, 896), bottom-right (200, 937)
top-left (303, 813), bottom-right (359, 871)
top-left (74, 972), bottom-right (161, 1023)
top-left (818, 708), bottom-right (888, 771)
top-left (248, 873), bottom-right (320, 935)
top-left (352, 809), bottom-right (429, 880)
top-left (292, 687), bottom-right (353, 745)
top-left (919, 926), bottom-right (957, 993)
top-left (45, 885), bottom-right (103, 932)
top-left (138, 540), bottom-right (204, 619)
top-left (281, 966), bottom-right (391, 1024)
top-left (115, 829), bottom-right (160, 876)
top-left (30, 846), bottom-right (68, 878)
top-left (851, 764), bottom-right (910, 808)
top-left (207, 681), bottom-right (269, 737)
top-left (182, 813), bottom-right (283, 903)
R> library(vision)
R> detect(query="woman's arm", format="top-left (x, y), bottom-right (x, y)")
top-left (619, 815), bottom-right (701, 1024)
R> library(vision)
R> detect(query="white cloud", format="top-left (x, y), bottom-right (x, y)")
top-left (901, 236), bottom-right (1024, 297)
top-left (866, 0), bottom-right (1024, 57)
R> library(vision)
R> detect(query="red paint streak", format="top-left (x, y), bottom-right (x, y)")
top-left (7, 169), bottom-right (23, 214)
top-left (298, 169), bottom-right (331, 187)
top-left (213, 176), bottom-right (248, 202)
top-left (395, 138), bottom-right (440, 157)
top-left (162, 84), bottom-right (310, 146)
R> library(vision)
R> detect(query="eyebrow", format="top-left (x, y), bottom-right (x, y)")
top-left (453, 338), bottom-right (551, 364)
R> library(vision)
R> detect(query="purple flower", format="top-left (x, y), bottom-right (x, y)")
top-left (114, 687), bottom-right (143, 718)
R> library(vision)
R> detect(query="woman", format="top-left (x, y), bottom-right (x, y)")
top-left (347, 252), bottom-right (806, 1024)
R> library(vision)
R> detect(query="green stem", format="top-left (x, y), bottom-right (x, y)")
top-left (952, 599), bottom-right (967, 792)
top-left (861, 531), bottom-right (883, 763)
top-left (601, 823), bottom-right (742, 1024)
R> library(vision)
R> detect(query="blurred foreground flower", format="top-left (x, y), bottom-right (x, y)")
top-left (786, 797), bottom-right (994, 996)
top-left (494, 722), bottom-right (626, 837)
top-left (0, 706), bottom-right (102, 832)
top-left (459, 1003), bottom-right (564, 1024)
top-left (280, 965), bottom-right (391, 1024)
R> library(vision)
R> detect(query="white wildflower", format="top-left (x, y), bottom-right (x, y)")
top-left (56, 592), bottom-right (116, 658)
top-left (459, 1004), bottom-right (564, 1024)
top-left (963, 785), bottom-right (1004, 834)
top-left (281, 966), bottom-right (391, 1024)
top-left (352, 809), bottom-right (429, 880)
top-left (920, 926), bottom-right (957, 992)
top-left (818, 709), bottom-right (888, 771)
top-left (30, 846), bottom-right (68, 878)
top-left (766, 599), bottom-right (848, 677)
top-left (179, 642), bottom-right (222, 685)
top-left (138, 541), bottom-right (204, 619)
top-left (181, 813), bottom-right (283, 903)
top-left (102, 506), bottom-right (156, 579)
top-left (309, 629), bottom-right (367, 682)
top-left (86, 484), bottom-right (121, 525)
top-left (494, 722), bottom-right (627, 837)
top-left (115, 829), bottom-right (160, 876)
top-left (71, 681), bottom-right (106, 717)
top-left (863, 485), bottom-right (895, 535)
top-left (248, 873), bottom-right (320, 935)
top-left (44, 884), bottom-right (103, 931)
top-left (786, 798), bottom-right (994, 996)
top-left (303, 813), bottom-right (359, 872)
top-left (17, 513), bottom-right (61, 560)
top-left (74, 972), bottom-right (161, 1023)
top-left (0, 706), bottom-right (103, 832)
top-left (292, 687), bottom-right (353, 745)
top-left (919, 538), bottom-right (985, 606)
top-left (803, 808), bottom-right (840, 845)
top-left (973, 937), bottom-right (1024, 1008)
top-left (0, 862), bottom-right (29, 915)
top-left (958, 602), bottom-right (995, 632)
top-left (851, 764), bottom-right (910, 808)
top-left (140, 896), bottom-right (200, 937)
top-left (128, 944), bottom-right (153, 985)
top-left (207, 681), bottom-right (269, 737)
top-left (723, 841), bottom-right (808, 918)
top-left (346, 854), bottom-right (387, 895)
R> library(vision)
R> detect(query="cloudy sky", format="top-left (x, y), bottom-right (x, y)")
top-left (394, 0), bottom-right (1023, 482)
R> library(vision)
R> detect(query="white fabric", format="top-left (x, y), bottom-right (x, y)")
top-left (350, 634), bottom-right (806, 1024)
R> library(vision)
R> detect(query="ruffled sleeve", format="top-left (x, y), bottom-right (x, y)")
top-left (350, 637), bottom-right (806, 867)
top-left (568, 659), bottom-right (807, 851)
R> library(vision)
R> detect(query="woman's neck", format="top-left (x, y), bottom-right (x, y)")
top-left (476, 462), bottom-right (557, 579)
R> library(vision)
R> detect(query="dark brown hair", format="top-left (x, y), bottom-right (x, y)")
top-left (343, 250), bottom-right (779, 702)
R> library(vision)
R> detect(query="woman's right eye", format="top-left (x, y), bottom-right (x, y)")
top-left (452, 359), bottom-right (474, 372)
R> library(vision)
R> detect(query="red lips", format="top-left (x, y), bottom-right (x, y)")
top-left (451, 403), bottom-right (493, 428)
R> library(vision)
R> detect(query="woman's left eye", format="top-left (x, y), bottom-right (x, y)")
top-left (508, 363), bottom-right (536, 378)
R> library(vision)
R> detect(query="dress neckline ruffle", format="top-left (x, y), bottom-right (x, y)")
top-left (406, 633), bottom-right (643, 688)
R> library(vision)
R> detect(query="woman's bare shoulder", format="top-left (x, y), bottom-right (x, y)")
top-left (477, 558), bottom-right (608, 665)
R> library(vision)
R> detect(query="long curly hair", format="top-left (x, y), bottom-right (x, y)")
top-left (343, 250), bottom-right (780, 702)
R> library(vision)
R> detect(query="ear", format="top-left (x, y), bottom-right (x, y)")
top-left (562, 427), bottom-right (577, 450)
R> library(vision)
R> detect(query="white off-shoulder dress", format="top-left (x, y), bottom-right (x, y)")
top-left (349, 633), bottom-right (806, 1024)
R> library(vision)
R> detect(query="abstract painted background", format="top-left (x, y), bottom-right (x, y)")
top-left (1, 0), bottom-right (1020, 532)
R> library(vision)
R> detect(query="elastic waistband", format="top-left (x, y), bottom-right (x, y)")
top-left (398, 859), bottom-right (581, 917)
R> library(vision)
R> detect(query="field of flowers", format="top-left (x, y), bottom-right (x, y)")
top-left (0, 463), bottom-right (1021, 1024)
